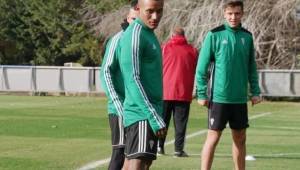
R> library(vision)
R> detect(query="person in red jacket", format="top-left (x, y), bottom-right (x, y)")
top-left (158, 27), bottom-right (198, 157)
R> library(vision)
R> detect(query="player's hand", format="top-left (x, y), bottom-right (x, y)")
top-left (156, 127), bottom-right (167, 139)
top-left (197, 99), bottom-right (209, 107)
top-left (251, 96), bottom-right (262, 106)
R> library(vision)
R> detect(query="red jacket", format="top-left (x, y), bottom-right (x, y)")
top-left (162, 35), bottom-right (198, 102)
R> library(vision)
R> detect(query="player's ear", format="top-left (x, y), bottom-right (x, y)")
top-left (135, 5), bottom-right (140, 11)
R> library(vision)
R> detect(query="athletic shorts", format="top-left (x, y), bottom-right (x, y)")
top-left (124, 120), bottom-right (158, 160)
top-left (208, 102), bottom-right (249, 130)
top-left (109, 114), bottom-right (125, 148)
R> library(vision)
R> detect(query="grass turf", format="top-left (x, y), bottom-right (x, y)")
top-left (0, 95), bottom-right (299, 170)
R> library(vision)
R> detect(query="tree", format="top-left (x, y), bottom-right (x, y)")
top-left (86, 0), bottom-right (300, 69)
top-left (0, 0), bottom-right (100, 66)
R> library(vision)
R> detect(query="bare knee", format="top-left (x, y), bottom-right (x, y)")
top-left (205, 130), bottom-right (222, 147)
top-left (232, 129), bottom-right (246, 146)
top-left (128, 158), bottom-right (153, 170)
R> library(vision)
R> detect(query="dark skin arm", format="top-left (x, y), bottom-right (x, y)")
top-left (156, 127), bottom-right (167, 139)
top-left (198, 97), bottom-right (262, 107)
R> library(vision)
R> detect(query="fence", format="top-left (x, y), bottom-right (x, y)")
top-left (258, 70), bottom-right (300, 97)
top-left (0, 65), bottom-right (102, 93)
top-left (1, 65), bottom-right (300, 97)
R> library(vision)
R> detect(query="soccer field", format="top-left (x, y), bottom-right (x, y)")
top-left (0, 95), bottom-right (299, 170)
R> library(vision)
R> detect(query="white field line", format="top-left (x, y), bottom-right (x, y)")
top-left (77, 158), bottom-right (111, 170)
top-left (255, 126), bottom-right (300, 131)
top-left (188, 152), bottom-right (300, 157)
top-left (77, 112), bottom-right (272, 170)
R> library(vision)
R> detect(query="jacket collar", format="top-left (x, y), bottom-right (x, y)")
top-left (168, 35), bottom-right (187, 45)
top-left (135, 18), bottom-right (153, 32)
top-left (224, 21), bottom-right (242, 32)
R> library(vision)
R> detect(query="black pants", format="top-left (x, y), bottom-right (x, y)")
top-left (158, 100), bottom-right (190, 152)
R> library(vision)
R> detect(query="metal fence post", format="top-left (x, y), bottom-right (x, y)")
top-left (30, 66), bottom-right (37, 93)
top-left (59, 68), bottom-right (64, 92)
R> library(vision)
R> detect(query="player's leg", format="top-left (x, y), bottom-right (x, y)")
top-left (125, 120), bottom-right (157, 170)
top-left (158, 100), bottom-right (173, 154)
top-left (229, 103), bottom-right (248, 170)
top-left (201, 102), bottom-right (228, 170)
top-left (231, 129), bottom-right (246, 170)
top-left (173, 101), bottom-right (190, 157)
top-left (122, 158), bottom-right (129, 170)
top-left (128, 158), bottom-right (152, 170)
top-left (142, 159), bottom-right (153, 170)
top-left (201, 130), bottom-right (222, 170)
top-left (128, 159), bottom-right (143, 170)
top-left (108, 115), bottom-right (125, 170)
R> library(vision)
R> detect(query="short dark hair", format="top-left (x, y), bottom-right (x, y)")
top-left (130, 0), bottom-right (138, 8)
top-left (173, 27), bottom-right (185, 36)
top-left (223, 0), bottom-right (244, 11)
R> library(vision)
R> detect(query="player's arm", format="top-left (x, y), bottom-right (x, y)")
top-left (196, 32), bottom-right (214, 106)
top-left (248, 37), bottom-right (261, 105)
top-left (102, 33), bottom-right (124, 116)
top-left (120, 26), bottom-right (165, 134)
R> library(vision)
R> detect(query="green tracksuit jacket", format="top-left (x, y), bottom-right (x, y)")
top-left (196, 22), bottom-right (260, 103)
top-left (118, 18), bottom-right (165, 133)
top-left (100, 31), bottom-right (124, 116)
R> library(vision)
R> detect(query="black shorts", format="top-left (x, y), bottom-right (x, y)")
top-left (125, 120), bottom-right (158, 160)
top-left (208, 102), bottom-right (249, 130)
top-left (109, 114), bottom-right (125, 148)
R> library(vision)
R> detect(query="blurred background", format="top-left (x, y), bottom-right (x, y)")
top-left (0, 0), bottom-right (299, 69)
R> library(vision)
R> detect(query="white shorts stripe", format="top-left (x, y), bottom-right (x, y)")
top-left (118, 116), bottom-right (124, 145)
top-left (138, 121), bottom-right (142, 152)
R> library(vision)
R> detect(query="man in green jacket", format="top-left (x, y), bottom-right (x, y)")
top-left (100, 1), bottom-right (138, 169)
top-left (196, 1), bottom-right (261, 170)
top-left (118, 0), bottom-right (166, 169)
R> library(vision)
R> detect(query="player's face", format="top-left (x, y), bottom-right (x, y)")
top-left (138, 0), bottom-right (164, 29)
top-left (127, 8), bottom-right (138, 24)
top-left (224, 6), bottom-right (243, 28)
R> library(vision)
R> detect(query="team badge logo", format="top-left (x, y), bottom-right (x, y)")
top-left (152, 44), bottom-right (157, 50)
top-left (222, 39), bottom-right (228, 44)
top-left (241, 38), bottom-right (245, 45)
top-left (210, 118), bottom-right (215, 126)
top-left (149, 140), bottom-right (154, 149)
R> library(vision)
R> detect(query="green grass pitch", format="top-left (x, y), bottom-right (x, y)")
top-left (0, 95), bottom-right (300, 170)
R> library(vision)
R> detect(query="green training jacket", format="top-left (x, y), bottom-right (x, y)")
top-left (118, 18), bottom-right (165, 133)
top-left (100, 31), bottom-right (124, 116)
top-left (196, 22), bottom-right (260, 103)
